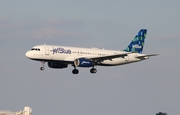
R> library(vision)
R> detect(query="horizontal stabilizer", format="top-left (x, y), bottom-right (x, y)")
top-left (135, 54), bottom-right (159, 59)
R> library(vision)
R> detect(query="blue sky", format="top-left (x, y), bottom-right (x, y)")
top-left (0, 0), bottom-right (180, 115)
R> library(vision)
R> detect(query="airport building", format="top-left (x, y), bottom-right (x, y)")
top-left (0, 107), bottom-right (32, 115)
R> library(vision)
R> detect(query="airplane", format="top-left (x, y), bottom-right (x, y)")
top-left (25, 29), bottom-right (158, 74)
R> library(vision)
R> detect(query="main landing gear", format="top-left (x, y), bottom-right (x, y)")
top-left (40, 61), bottom-right (45, 71)
top-left (72, 66), bottom-right (97, 74)
top-left (90, 68), bottom-right (97, 74)
top-left (72, 69), bottom-right (79, 74)
top-left (72, 65), bottom-right (79, 74)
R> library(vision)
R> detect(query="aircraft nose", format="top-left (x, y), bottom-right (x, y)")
top-left (25, 51), bottom-right (31, 58)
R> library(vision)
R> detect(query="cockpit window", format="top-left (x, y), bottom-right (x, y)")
top-left (31, 48), bottom-right (40, 51)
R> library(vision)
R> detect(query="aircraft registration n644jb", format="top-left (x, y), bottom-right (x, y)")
top-left (25, 29), bottom-right (158, 74)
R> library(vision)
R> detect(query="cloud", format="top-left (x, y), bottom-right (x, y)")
top-left (0, 18), bottom-right (85, 40)
top-left (150, 32), bottom-right (180, 41)
top-left (158, 34), bottom-right (180, 40)
top-left (31, 27), bottom-right (85, 39)
top-left (0, 18), bottom-right (31, 30)
top-left (41, 19), bottom-right (82, 27)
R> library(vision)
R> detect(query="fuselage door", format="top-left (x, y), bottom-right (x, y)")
top-left (44, 46), bottom-right (49, 55)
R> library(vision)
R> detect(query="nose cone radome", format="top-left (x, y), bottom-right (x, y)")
top-left (25, 51), bottom-right (32, 59)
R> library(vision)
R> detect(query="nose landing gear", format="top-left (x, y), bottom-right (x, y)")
top-left (40, 61), bottom-right (45, 71)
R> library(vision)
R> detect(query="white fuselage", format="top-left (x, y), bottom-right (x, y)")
top-left (25, 29), bottom-right (157, 74)
top-left (25, 45), bottom-right (143, 66)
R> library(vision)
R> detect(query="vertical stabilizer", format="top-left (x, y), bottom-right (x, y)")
top-left (124, 29), bottom-right (147, 53)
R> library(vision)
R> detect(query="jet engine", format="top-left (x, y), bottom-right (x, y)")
top-left (48, 62), bottom-right (68, 69)
top-left (74, 58), bottom-right (94, 67)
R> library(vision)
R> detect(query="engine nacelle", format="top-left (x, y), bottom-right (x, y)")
top-left (74, 58), bottom-right (93, 67)
top-left (48, 62), bottom-right (68, 69)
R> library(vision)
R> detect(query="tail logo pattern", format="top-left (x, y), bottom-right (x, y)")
top-left (124, 29), bottom-right (147, 54)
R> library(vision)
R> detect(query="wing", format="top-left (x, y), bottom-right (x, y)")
top-left (64, 52), bottom-right (131, 64)
top-left (84, 52), bottom-right (131, 62)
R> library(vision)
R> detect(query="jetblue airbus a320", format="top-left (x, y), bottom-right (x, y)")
top-left (25, 29), bottom-right (158, 74)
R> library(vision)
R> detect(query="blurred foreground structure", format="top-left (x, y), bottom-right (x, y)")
top-left (0, 107), bottom-right (32, 115)
top-left (156, 112), bottom-right (167, 115)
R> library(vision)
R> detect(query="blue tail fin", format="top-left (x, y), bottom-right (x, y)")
top-left (124, 29), bottom-right (147, 54)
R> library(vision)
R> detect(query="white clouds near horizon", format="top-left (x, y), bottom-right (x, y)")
top-left (0, 18), bottom-right (86, 40)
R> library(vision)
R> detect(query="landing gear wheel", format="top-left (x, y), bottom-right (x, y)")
top-left (40, 67), bottom-right (45, 71)
top-left (72, 69), bottom-right (79, 74)
top-left (90, 68), bottom-right (97, 74)
top-left (40, 61), bottom-right (45, 71)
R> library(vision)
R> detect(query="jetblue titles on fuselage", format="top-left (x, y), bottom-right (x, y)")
top-left (52, 47), bottom-right (71, 54)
